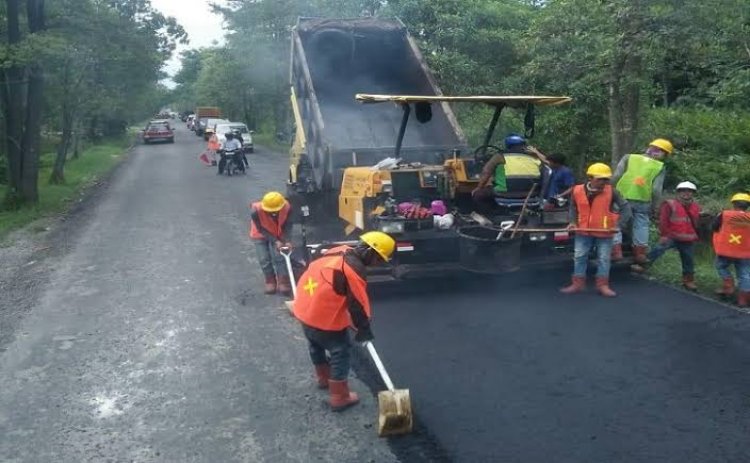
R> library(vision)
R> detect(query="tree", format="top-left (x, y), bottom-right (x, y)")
top-left (1, 0), bottom-right (47, 206)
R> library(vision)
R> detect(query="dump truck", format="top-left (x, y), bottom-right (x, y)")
top-left (286, 18), bottom-right (630, 279)
top-left (193, 106), bottom-right (222, 136)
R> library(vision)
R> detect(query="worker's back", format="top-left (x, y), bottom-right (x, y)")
top-left (501, 153), bottom-right (545, 199)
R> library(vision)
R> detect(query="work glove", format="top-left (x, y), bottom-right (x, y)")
top-left (354, 325), bottom-right (374, 343)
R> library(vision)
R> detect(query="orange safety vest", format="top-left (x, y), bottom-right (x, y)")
top-left (572, 184), bottom-right (619, 238)
top-left (712, 210), bottom-right (750, 259)
top-left (207, 134), bottom-right (221, 151)
top-left (293, 246), bottom-right (372, 331)
top-left (663, 199), bottom-right (699, 242)
top-left (249, 201), bottom-right (290, 240)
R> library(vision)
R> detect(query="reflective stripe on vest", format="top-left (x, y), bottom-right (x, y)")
top-left (616, 154), bottom-right (664, 201)
top-left (292, 246), bottom-right (372, 331)
top-left (249, 201), bottom-right (290, 240)
top-left (572, 184), bottom-right (619, 238)
top-left (665, 199), bottom-right (698, 242)
top-left (712, 210), bottom-right (750, 259)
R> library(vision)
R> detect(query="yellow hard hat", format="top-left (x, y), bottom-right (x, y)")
top-left (649, 138), bottom-right (674, 155)
top-left (730, 193), bottom-right (750, 203)
top-left (359, 231), bottom-right (396, 262)
top-left (261, 191), bottom-right (286, 212)
top-left (586, 162), bottom-right (613, 179)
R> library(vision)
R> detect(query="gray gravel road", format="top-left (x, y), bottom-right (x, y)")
top-left (0, 126), bottom-right (398, 463)
top-left (3, 124), bottom-right (750, 463)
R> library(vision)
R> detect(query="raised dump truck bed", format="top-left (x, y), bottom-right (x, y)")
top-left (289, 18), bottom-right (467, 196)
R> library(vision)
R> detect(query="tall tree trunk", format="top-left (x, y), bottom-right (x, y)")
top-left (19, 0), bottom-right (46, 203)
top-left (50, 109), bottom-right (73, 184)
top-left (3, 0), bottom-right (24, 207)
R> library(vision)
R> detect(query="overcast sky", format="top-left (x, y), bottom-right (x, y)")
top-left (152, 0), bottom-right (228, 86)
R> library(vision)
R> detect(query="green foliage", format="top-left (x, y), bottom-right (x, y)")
top-left (643, 108), bottom-right (750, 204)
top-left (0, 136), bottom-right (130, 238)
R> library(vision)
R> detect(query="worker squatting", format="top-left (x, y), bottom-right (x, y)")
top-left (247, 139), bottom-right (750, 411)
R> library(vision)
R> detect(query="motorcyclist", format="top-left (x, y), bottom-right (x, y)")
top-left (218, 132), bottom-right (244, 175)
top-left (233, 129), bottom-right (249, 168)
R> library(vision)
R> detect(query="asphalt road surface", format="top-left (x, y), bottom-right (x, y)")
top-left (1, 125), bottom-right (749, 462)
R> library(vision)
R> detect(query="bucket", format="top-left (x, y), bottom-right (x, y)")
top-left (457, 226), bottom-right (521, 274)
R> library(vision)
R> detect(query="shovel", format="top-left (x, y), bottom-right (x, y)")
top-left (364, 341), bottom-right (413, 437)
top-left (279, 247), bottom-right (296, 314)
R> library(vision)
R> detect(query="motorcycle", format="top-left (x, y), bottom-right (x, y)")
top-left (218, 148), bottom-right (246, 176)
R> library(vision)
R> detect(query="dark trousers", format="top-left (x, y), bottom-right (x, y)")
top-left (647, 239), bottom-right (695, 275)
top-left (302, 324), bottom-right (351, 381)
top-left (218, 152), bottom-right (245, 174)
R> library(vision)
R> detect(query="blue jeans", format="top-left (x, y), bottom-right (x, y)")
top-left (253, 239), bottom-right (285, 278)
top-left (302, 324), bottom-right (351, 381)
top-left (715, 256), bottom-right (750, 291)
top-left (573, 235), bottom-right (614, 278)
top-left (614, 200), bottom-right (651, 246)
top-left (648, 239), bottom-right (695, 275)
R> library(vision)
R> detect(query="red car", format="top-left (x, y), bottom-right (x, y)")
top-left (143, 120), bottom-right (174, 144)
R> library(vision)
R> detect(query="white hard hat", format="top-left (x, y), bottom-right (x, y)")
top-left (676, 181), bottom-right (697, 191)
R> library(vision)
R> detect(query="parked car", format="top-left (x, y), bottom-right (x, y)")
top-left (143, 120), bottom-right (174, 144)
top-left (215, 122), bottom-right (254, 153)
top-left (203, 118), bottom-right (230, 141)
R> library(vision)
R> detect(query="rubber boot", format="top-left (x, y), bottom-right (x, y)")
top-left (264, 275), bottom-right (277, 295)
top-left (277, 275), bottom-right (292, 297)
top-left (560, 276), bottom-right (586, 294)
top-left (611, 243), bottom-right (623, 261)
top-left (714, 277), bottom-right (734, 298)
top-left (682, 274), bottom-right (698, 292)
top-left (633, 245), bottom-right (649, 264)
top-left (737, 292), bottom-right (750, 308)
top-left (596, 277), bottom-right (617, 297)
top-left (630, 263), bottom-right (647, 273)
top-left (314, 364), bottom-right (331, 389)
top-left (328, 379), bottom-right (359, 412)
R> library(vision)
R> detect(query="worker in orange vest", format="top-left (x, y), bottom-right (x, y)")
top-left (561, 163), bottom-right (631, 297)
top-left (712, 193), bottom-right (750, 307)
top-left (292, 231), bottom-right (395, 412)
top-left (207, 132), bottom-right (221, 165)
top-left (249, 191), bottom-right (293, 295)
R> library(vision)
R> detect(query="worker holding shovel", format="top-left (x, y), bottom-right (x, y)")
top-left (292, 231), bottom-right (395, 412)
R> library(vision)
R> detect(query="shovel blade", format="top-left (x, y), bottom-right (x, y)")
top-left (284, 300), bottom-right (294, 315)
top-left (377, 389), bottom-right (413, 437)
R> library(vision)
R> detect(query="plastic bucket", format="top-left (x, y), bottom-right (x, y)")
top-left (457, 226), bottom-right (521, 274)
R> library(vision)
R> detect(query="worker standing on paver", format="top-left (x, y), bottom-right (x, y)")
top-left (561, 163), bottom-right (631, 297)
top-left (712, 193), bottom-right (750, 307)
top-left (292, 231), bottom-right (395, 411)
top-left (249, 192), bottom-right (293, 296)
top-left (630, 181), bottom-right (701, 291)
top-left (611, 138), bottom-right (674, 262)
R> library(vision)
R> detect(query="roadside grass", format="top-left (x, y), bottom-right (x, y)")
top-left (0, 135), bottom-right (132, 240)
top-left (253, 132), bottom-right (290, 153)
top-left (647, 242), bottom-right (723, 295)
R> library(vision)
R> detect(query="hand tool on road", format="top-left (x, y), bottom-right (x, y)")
top-left (279, 246), bottom-right (296, 313)
top-left (364, 341), bottom-right (413, 437)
